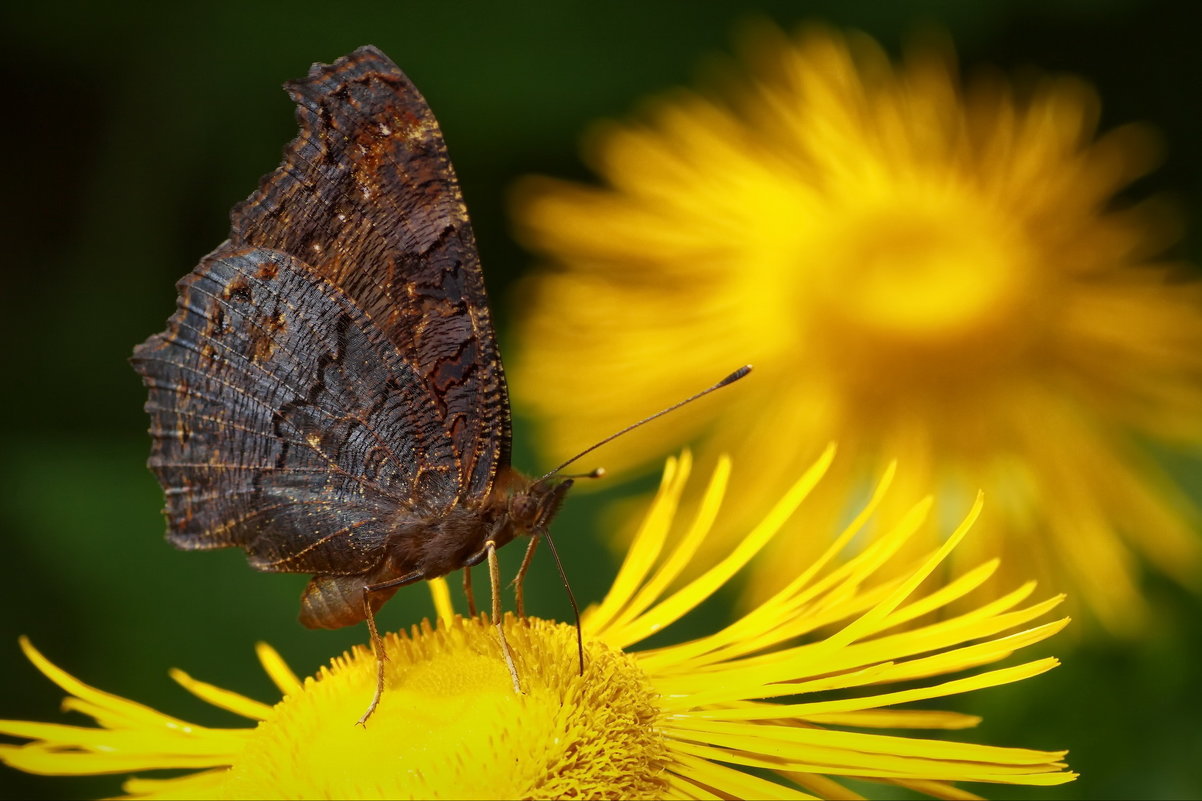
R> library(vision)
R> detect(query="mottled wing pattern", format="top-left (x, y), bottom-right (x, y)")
top-left (230, 46), bottom-right (511, 500)
top-left (132, 46), bottom-right (511, 575)
top-left (131, 247), bottom-right (460, 575)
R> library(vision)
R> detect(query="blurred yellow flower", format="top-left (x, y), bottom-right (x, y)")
top-left (510, 24), bottom-right (1202, 632)
top-left (1, 453), bottom-right (1073, 799)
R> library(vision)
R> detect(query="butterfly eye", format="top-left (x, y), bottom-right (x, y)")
top-left (509, 493), bottom-right (540, 530)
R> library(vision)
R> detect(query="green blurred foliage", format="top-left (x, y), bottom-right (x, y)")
top-left (1, 1), bottom-right (1199, 798)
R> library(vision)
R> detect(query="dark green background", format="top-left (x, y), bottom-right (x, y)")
top-left (2, 1), bottom-right (1200, 798)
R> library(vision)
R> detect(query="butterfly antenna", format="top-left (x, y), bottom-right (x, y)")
top-left (537, 364), bottom-right (752, 484)
top-left (558, 467), bottom-right (606, 480)
top-left (541, 529), bottom-right (584, 674)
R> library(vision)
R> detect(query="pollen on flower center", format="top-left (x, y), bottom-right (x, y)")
top-left (221, 615), bottom-right (669, 800)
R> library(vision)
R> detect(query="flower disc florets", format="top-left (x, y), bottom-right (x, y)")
top-left (223, 615), bottom-right (668, 800)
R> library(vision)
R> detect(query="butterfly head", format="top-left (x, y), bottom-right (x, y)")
top-left (507, 477), bottom-right (573, 537)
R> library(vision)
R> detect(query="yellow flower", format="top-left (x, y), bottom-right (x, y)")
top-left (1, 453), bottom-right (1073, 799)
top-left (509, 24), bottom-right (1202, 633)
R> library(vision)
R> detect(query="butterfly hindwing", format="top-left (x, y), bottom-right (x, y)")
top-left (132, 246), bottom-right (460, 576)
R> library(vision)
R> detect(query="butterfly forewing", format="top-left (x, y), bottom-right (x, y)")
top-left (229, 46), bottom-right (511, 502)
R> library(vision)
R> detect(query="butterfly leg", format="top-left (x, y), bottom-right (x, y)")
top-left (463, 566), bottom-right (477, 618)
top-left (512, 534), bottom-right (541, 617)
top-left (358, 570), bottom-right (424, 726)
top-left (485, 539), bottom-right (522, 694)
top-left (358, 597), bottom-right (388, 726)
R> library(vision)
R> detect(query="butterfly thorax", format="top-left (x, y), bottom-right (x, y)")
top-left (395, 468), bottom-right (569, 578)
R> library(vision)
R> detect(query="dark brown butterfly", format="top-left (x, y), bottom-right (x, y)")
top-left (131, 46), bottom-right (748, 723)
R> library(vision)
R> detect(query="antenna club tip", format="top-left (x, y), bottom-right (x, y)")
top-left (719, 364), bottom-right (753, 387)
top-left (591, 467), bottom-right (607, 479)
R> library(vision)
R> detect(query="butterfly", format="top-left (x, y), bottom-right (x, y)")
top-left (131, 46), bottom-right (749, 723)
top-left (130, 45), bottom-right (580, 722)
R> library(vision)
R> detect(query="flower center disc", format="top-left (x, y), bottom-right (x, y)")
top-left (222, 617), bottom-right (667, 800)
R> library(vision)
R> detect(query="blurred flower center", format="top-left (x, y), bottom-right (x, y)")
top-left (786, 185), bottom-right (1047, 400)
top-left (823, 208), bottom-right (1019, 337)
